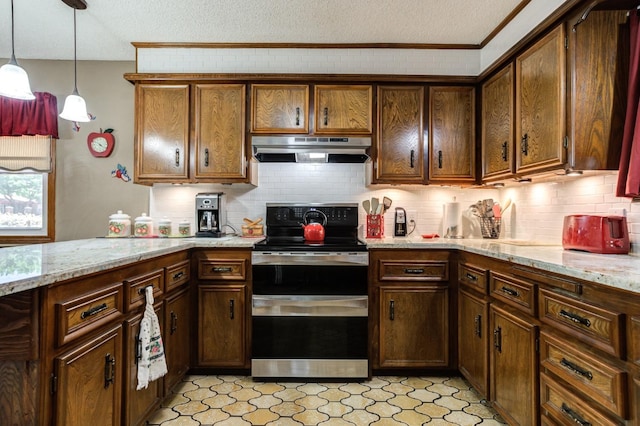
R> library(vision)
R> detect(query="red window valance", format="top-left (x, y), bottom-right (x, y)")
top-left (0, 92), bottom-right (59, 139)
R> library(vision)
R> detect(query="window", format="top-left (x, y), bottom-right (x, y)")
top-left (0, 136), bottom-right (55, 244)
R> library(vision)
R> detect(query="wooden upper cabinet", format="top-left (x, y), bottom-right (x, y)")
top-left (515, 24), bottom-right (566, 175)
top-left (194, 84), bottom-right (247, 182)
top-left (375, 86), bottom-right (425, 184)
top-left (135, 84), bottom-right (190, 183)
top-left (428, 86), bottom-right (476, 183)
top-left (567, 9), bottom-right (629, 170)
top-left (314, 85), bottom-right (373, 134)
top-left (251, 84), bottom-right (309, 133)
top-left (482, 64), bottom-right (514, 181)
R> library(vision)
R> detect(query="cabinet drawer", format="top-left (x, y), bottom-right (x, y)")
top-left (198, 258), bottom-right (247, 281)
top-left (378, 260), bottom-right (449, 282)
top-left (541, 373), bottom-right (621, 426)
top-left (125, 269), bottom-right (164, 311)
top-left (540, 331), bottom-right (628, 418)
top-left (458, 263), bottom-right (488, 294)
top-left (55, 282), bottom-right (124, 347)
top-left (630, 316), bottom-right (640, 366)
top-left (165, 259), bottom-right (190, 292)
top-left (539, 288), bottom-right (623, 358)
top-left (490, 272), bottom-right (535, 315)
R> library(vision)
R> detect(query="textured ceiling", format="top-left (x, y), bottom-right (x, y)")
top-left (0, 0), bottom-right (530, 61)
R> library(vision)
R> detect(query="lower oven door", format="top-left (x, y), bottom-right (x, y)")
top-left (251, 295), bottom-right (368, 379)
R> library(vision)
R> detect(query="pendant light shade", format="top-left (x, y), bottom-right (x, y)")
top-left (60, 8), bottom-right (90, 122)
top-left (0, 0), bottom-right (35, 100)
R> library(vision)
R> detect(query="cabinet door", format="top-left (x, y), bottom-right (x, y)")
top-left (428, 86), bottom-right (475, 183)
top-left (458, 289), bottom-right (490, 399)
top-left (482, 64), bottom-right (514, 181)
top-left (379, 286), bottom-right (448, 368)
top-left (251, 84), bottom-right (309, 133)
top-left (163, 287), bottom-right (191, 393)
top-left (53, 325), bottom-right (123, 426)
top-left (198, 285), bottom-right (246, 367)
top-left (490, 304), bottom-right (539, 426)
top-left (314, 85), bottom-right (373, 134)
top-left (375, 86), bottom-right (425, 184)
top-left (568, 10), bottom-right (629, 170)
top-left (123, 307), bottom-right (163, 426)
top-left (194, 84), bottom-right (247, 182)
top-left (515, 25), bottom-right (566, 175)
top-left (135, 84), bottom-right (190, 183)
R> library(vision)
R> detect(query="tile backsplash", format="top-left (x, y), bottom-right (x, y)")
top-left (150, 166), bottom-right (639, 251)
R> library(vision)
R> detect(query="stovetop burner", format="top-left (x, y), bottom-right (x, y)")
top-left (253, 203), bottom-right (366, 252)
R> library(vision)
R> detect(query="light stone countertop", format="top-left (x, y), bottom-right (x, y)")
top-left (1, 235), bottom-right (639, 298)
top-left (365, 236), bottom-right (640, 294)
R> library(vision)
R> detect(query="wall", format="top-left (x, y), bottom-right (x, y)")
top-left (16, 59), bottom-right (149, 241)
top-left (151, 167), bottom-right (639, 252)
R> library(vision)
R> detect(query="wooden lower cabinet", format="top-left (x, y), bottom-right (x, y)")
top-left (123, 306), bottom-right (163, 426)
top-left (490, 303), bottom-right (539, 425)
top-left (197, 285), bottom-right (247, 367)
top-left (458, 288), bottom-right (490, 398)
top-left (52, 324), bottom-right (123, 426)
top-left (378, 286), bottom-right (449, 368)
top-left (163, 287), bottom-right (191, 393)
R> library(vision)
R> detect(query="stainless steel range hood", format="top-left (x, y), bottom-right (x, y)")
top-left (252, 136), bottom-right (371, 163)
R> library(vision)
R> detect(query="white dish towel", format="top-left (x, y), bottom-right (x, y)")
top-left (137, 286), bottom-right (168, 390)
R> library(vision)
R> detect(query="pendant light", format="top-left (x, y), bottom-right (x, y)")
top-left (59, 7), bottom-right (90, 122)
top-left (0, 0), bottom-right (35, 100)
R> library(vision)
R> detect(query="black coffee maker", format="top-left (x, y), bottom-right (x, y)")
top-left (195, 192), bottom-right (225, 237)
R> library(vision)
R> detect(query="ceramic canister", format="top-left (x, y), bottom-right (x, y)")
top-left (134, 213), bottom-right (154, 237)
top-left (108, 210), bottom-right (131, 237)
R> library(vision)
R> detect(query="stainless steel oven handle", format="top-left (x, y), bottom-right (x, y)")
top-left (252, 252), bottom-right (369, 266)
top-left (252, 295), bottom-right (368, 317)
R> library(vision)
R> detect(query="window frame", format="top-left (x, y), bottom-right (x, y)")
top-left (0, 139), bottom-right (56, 244)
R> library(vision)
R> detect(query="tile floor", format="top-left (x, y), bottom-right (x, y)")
top-left (147, 375), bottom-right (507, 425)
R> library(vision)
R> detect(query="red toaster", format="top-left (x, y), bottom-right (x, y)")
top-left (562, 215), bottom-right (630, 254)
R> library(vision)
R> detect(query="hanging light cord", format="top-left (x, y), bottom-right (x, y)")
top-left (9, 0), bottom-right (17, 62)
top-left (72, 8), bottom-right (79, 94)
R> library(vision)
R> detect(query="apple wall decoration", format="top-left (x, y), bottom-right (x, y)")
top-left (87, 128), bottom-right (115, 157)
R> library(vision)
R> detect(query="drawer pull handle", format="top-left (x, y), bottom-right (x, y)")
top-left (560, 358), bottom-right (593, 380)
top-left (493, 326), bottom-right (502, 352)
top-left (501, 141), bottom-right (508, 162)
top-left (500, 286), bottom-right (519, 297)
top-left (404, 268), bottom-right (424, 274)
top-left (80, 303), bottom-right (108, 319)
top-left (213, 267), bottom-right (233, 273)
top-left (104, 353), bottom-right (115, 389)
top-left (410, 149), bottom-right (415, 168)
top-left (323, 107), bottom-right (328, 126)
top-left (173, 271), bottom-right (184, 281)
top-left (295, 107), bottom-right (300, 126)
top-left (465, 272), bottom-right (478, 281)
top-left (521, 133), bottom-right (529, 156)
top-left (437, 150), bottom-right (443, 169)
top-left (175, 148), bottom-right (180, 167)
top-left (170, 311), bottom-right (178, 334)
top-left (390, 300), bottom-right (395, 321)
top-left (137, 284), bottom-right (154, 295)
top-left (561, 403), bottom-right (591, 426)
top-left (474, 315), bottom-right (482, 337)
top-left (229, 299), bottom-right (235, 320)
top-left (559, 309), bottom-right (591, 327)
top-left (204, 148), bottom-right (210, 167)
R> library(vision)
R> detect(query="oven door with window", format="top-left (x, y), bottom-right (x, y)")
top-left (251, 252), bottom-right (369, 379)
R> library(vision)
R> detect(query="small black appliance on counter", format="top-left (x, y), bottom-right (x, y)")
top-left (394, 207), bottom-right (407, 236)
top-left (195, 192), bottom-right (225, 237)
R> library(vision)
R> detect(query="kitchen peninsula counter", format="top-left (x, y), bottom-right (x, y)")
top-left (1, 236), bottom-right (639, 297)
top-left (365, 237), bottom-right (640, 294)
top-left (0, 236), bottom-right (259, 297)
